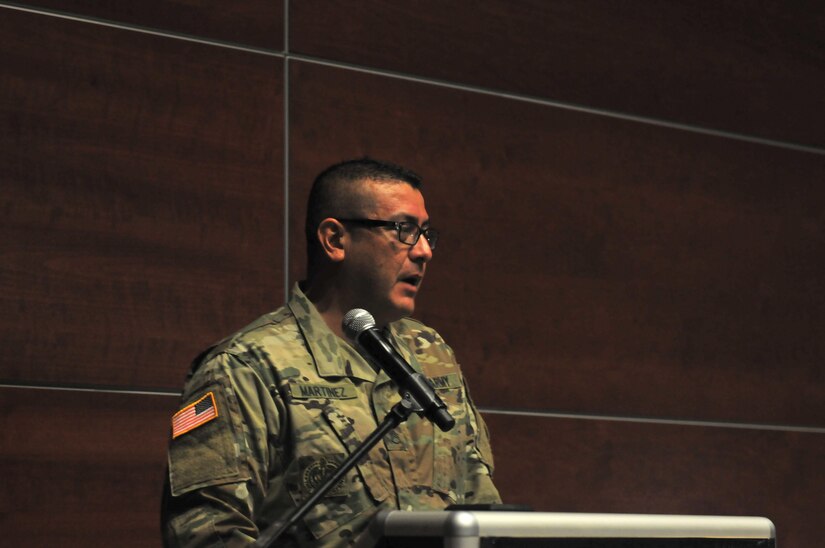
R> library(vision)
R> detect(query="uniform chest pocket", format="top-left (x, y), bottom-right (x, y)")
top-left (323, 407), bottom-right (394, 505)
top-left (283, 400), bottom-right (391, 540)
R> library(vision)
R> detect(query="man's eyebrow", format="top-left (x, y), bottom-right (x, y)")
top-left (393, 213), bottom-right (430, 226)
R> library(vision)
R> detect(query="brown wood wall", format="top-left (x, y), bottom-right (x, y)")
top-left (1, 2), bottom-right (823, 546)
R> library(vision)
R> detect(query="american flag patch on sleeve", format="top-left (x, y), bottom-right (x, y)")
top-left (172, 392), bottom-right (219, 439)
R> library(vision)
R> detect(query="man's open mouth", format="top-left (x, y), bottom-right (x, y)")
top-left (400, 276), bottom-right (422, 287)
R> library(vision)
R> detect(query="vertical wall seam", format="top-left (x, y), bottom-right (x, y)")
top-left (282, 0), bottom-right (290, 302)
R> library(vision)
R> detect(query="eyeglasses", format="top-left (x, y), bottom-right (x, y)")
top-left (338, 218), bottom-right (439, 250)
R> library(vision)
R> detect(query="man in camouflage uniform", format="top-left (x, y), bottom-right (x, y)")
top-left (161, 158), bottom-right (501, 547)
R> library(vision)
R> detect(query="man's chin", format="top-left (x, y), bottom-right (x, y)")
top-left (382, 300), bottom-right (415, 325)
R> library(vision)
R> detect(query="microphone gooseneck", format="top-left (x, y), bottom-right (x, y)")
top-left (343, 309), bottom-right (455, 432)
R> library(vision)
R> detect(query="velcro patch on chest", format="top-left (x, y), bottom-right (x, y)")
top-left (289, 382), bottom-right (357, 400)
top-left (299, 454), bottom-right (349, 497)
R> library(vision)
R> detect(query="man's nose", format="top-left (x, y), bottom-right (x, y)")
top-left (410, 234), bottom-right (433, 262)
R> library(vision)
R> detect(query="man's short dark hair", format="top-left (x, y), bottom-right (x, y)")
top-left (305, 157), bottom-right (423, 276)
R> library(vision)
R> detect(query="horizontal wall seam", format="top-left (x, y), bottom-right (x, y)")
top-left (3, 2), bottom-right (822, 156)
top-left (0, 2), bottom-right (286, 57)
top-left (2, 382), bottom-right (822, 434)
top-left (0, 382), bottom-right (180, 397)
top-left (290, 54), bottom-right (825, 156)
top-left (479, 407), bottom-right (825, 434)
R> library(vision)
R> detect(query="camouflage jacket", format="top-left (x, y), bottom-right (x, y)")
top-left (161, 284), bottom-right (501, 547)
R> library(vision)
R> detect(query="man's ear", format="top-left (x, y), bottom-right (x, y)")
top-left (317, 218), bottom-right (347, 263)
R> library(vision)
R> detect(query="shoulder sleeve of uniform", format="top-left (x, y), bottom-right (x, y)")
top-left (190, 308), bottom-right (290, 371)
top-left (168, 352), bottom-right (257, 496)
top-left (163, 345), bottom-right (289, 538)
top-left (170, 343), bottom-right (288, 491)
top-left (392, 318), bottom-right (458, 362)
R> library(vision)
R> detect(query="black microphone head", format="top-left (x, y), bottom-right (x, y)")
top-left (342, 308), bottom-right (376, 340)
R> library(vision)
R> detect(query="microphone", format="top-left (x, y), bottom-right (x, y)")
top-left (343, 309), bottom-right (455, 432)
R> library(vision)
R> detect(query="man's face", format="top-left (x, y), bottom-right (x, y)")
top-left (342, 180), bottom-right (434, 327)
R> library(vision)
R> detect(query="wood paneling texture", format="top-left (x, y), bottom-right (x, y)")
top-left (0, 387), bottom-right (178, 547)
top-left (288, 61), bottom-right (825, 427)
top-left (15, 0), bottom-right (284, 50)
top-left (485, 413), bottom-right (824, 548)
top-left (291, 0), bottom-right (825, 149)
top-left (0, 9), bottom-right (284, 390)
top-left (2, 2), bottom-right (824, 547)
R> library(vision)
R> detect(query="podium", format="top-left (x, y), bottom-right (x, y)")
top-left (363, 510), bottom-right (776, 548)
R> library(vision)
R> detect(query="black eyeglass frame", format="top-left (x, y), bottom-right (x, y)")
top-left (337, 218), bottom-right (439, 250)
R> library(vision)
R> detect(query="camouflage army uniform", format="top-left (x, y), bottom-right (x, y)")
top-left (162, 284), bottom-right (501, 547)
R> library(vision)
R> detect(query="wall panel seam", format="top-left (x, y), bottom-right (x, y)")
top-left (283, 0), bottom-right (291, 302)
top-left (287, 54), bottom-right (825, 157)
top-left (4, 1), bottom-right (821, 155)
top-left (480, 407), bottom-right (825, 434)
top-left (2, 383), bottom-right (822, 434)
top-left (0, 2), bottom-right (286, 57)
top-left (0, 382), bottom-right (180, 397)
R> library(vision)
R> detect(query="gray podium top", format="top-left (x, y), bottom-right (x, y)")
top-left (362, 510), bottom-right (776, 548)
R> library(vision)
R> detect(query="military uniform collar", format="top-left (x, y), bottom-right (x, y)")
top-left (287, 283), bottom-right (425, 384)
top-left (288, 283), bottom-right (377, 383)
